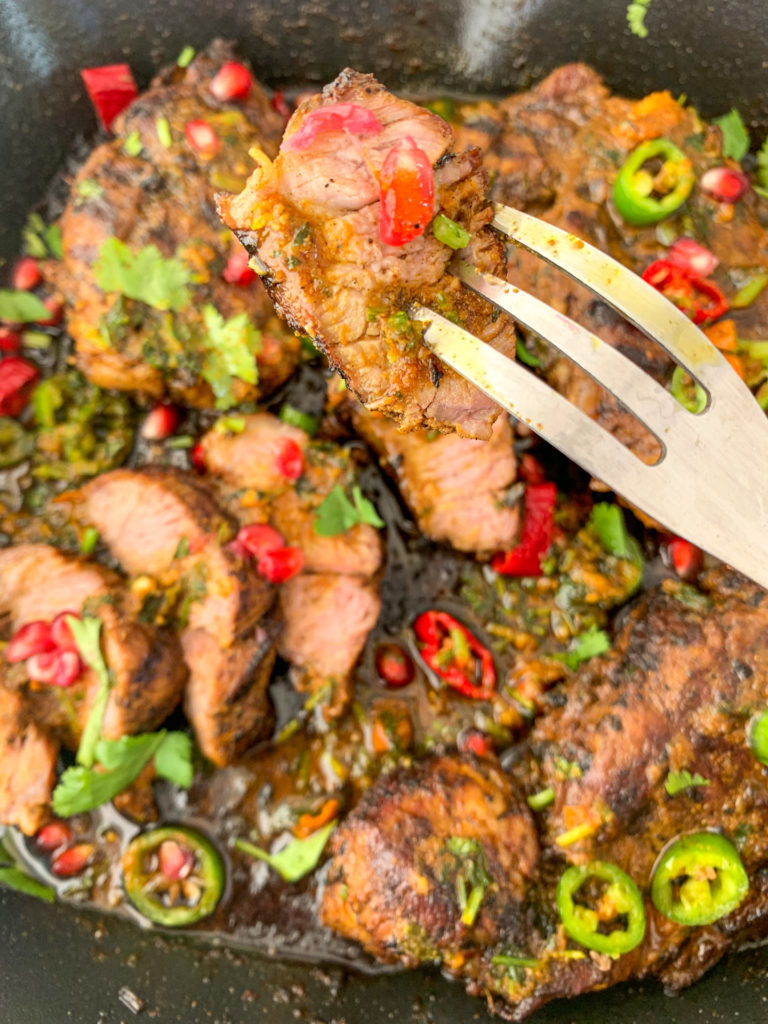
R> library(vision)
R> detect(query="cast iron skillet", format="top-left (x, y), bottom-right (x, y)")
top-left (2, 1), bottom-right (768, 1020)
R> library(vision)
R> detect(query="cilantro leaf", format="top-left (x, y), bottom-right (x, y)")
top-left (0, 289), bottom-right (51, 324)
top-left (235, 821), bottom-right (336, 882)
top-left (75, 178), bottom-right (104, 204)
top-left (314, 484), bottom-right (384, 537)
top-left (67, 615), bottom-right (111, 768)
top-left (0, 866), bottom-right (55, 903)
top-left (626, 0), bottom-right (653, 38)
top-left (665, 769), bottom-right (710, 796)
top-left (555, 626), bottom-right (611, 670)
top-left (714, 109), bottom-right (750, 162)
top-left (154, 731), bottom-right (194, 788)
top-left (52, 729), bottom-right (193, 817)
top-left (200, 304), bottom-right (260, 410)
top-left (588, 503), bottom-right (643, 571)
top-left (22, 212), bottom-right (62, 259)
top-left (95, 237), bottom-right (191, 312)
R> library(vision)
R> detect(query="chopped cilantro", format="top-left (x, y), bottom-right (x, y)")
top-left (588, 502), bottom-right (643, 568)
top-left (123, 130), bottom-right (143, 157)
top-left (176, 44), bottom-right (196, 68)
top-left (235, 821), bottom-right (336, 882)
top-left (314, 484), bottom-right (385, 537)
top-left (714, 109), bottom-right (750, 162)
top-left (443, 837), bottom-right (491, 926)
top-left (200, 304), bottom-right (260, 410)
top-left (292, 222), bottom-right (311, 246)
top-left (665, 769), bottom-right (710, 796)
top-left (626, 0), bottom-right (653, 38)
top-left (22, 212), bottom-right (62, 259)
top-left (95, 237), bottom-right (191, 311)
top-left (75, 178), bottom-right (104, 203)
top-left (174, 535), bottom-right (190, 559)
top-left (555, 626), bottom-right (611, 670)
top-left (0, 290), bottom-right (50, 324)
top-left (213, 415), bottom-right (246, 435)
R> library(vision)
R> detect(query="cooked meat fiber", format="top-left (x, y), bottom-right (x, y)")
top-left (79, 468), bottom-right (277, 765)
top-left (321, 755), bottom-right (539, 968)
top-left (200, 413), bottom-right (383, 708)
top-left (50, 40), bottom-right (300, 408)
top-left (0, 544), bottom-right (185, 748)
top-left (218, 70), bottom-right (518, 439)
top-left (344, 395), bottom-right (519, 553)
top-left (0, 688), bottom-right (58, 836)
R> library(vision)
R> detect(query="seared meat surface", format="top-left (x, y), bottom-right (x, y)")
top-left (218, 70), bottom-right (518, 439)
top-left (0, 544), bottom-right (185, 749)
top-left (321, 755), bottom-right (539, 968)
top-left (200, 412), bottom-right (383, 713)
top-left (340, 391), bottom-right (519, 553)
top-left (78, 468), bottom-right (276, 764)
top-left (50, 40), bottom-right (300, 408)
top-left (0, 688), bottom-right (58, 836)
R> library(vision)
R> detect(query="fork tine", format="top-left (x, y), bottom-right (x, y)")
top-left (410, 304), bottom-right (655, 483)
top-left (455, 259), bottom-right (686, 438)
top-left (412, 304), bottom-right (768, 588)
top-left (491, 204), bottom-right (766, 432)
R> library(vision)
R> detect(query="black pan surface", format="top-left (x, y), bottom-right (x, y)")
top-left (2, 0), bottom-right (768, 1020)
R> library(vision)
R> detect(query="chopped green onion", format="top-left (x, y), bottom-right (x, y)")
top-left (155, 116), bottom-right (172, 149)
top-left (279, 404), bottom-right (319, 437)
top-left (22, 331), bottom-right (52, 350)
top-left (166, 434), bottom-right (195, 449)
top-left (432, 213), bottom-right (470, 250)
top-left (516, 336), bottom-right (541, 368)
top-left (214, 415), bottom-right (246, 435)
top-left (670, 365), bottom-right (707, 413)
top-left (492, 954), bottom-right (539, 970)
top-left (80, 527), bottom-right (100, 555)
top-left (527, 786), bottom-right (555, 811)
top-left (732, 273), bottom-right (768, 309)
top-left (123, 130), bottom-right (143, 157)
top-left (741, 340), bottom-right (768, 360)
top-left (176, 45), bottom-right (196, 68)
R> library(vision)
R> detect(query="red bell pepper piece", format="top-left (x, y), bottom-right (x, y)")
top-left (379, 137), bottom-right (434, 247)
top-left (642, 259), bottom-right (729, 325)
top-left (281, 103), bottom-right (382, 153)
top-left (0, 356), bottom-right (39, 417)
top-left (491, 482), bottom-right (557, 577)
top-left (80, 64), bottom-right (138, 131)
top-left (413, 610), bottom-right (496, 699)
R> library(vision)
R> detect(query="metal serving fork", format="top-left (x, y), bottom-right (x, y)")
top-left (411, 203), bottom-right (768, 590)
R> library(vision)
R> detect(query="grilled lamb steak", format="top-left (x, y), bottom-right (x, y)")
top-left (218, 69), bottom-right (518, 439)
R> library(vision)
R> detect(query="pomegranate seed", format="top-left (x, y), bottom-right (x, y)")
top-left (12, 257), bottom-right (41, 291)
top-left (275, 438), bottom-right (303, 481)
top-left (190, 442), bottom-right (207, 472)
top-left (271, 90), bottom-right (292, 119)
top-left (50, 650), bottom-right (84, 688)
top-left (0, 328), bottom-right (21, 352)
top-left (209, 61), bottom-right (253, 102)
top-left (26, 649), bottom-right (60, 683)
top-left (141, 402), bottom-right (179, 441)
top-left (51, 842), bottom-right (94, 878)
top-left (222, 246), bottom-right (256, 286)
top-left (35, 821), bottom-right (74, 853)
top-left (375, 643), bottom-right (415, 687)
top-left (257, 546), bottom-right (304, 584)
top-left (668, 537), bottom-right (702, 580)
top-left (519, 453), bottom-right (546, 484)
top-left (6, 621), bottom-right (55, 663)
top-left (50, 611), bottom-right (79, 652)
top-left (36, 297), bottom-right (63, 327)
top-left (184, 119), bottom-right (220, 157)
top-left (230, 523), bottom-right (285, 560)
top-left (700, 166), bottom-right (750, 203)
top-left (666, 237), bottom-right (719, 277)
top-left (0, 355), bottom-right (39, 417)
top-left (459, 730), bottom-right (494, 759)
top-left (159, 839), bottom-right (195, 881)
